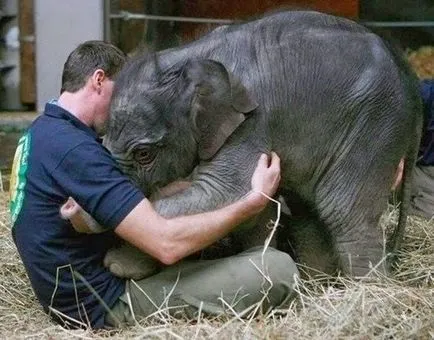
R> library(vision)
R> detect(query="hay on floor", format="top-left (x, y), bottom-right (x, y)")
top-left (0, 192), bottom-right (433, 339)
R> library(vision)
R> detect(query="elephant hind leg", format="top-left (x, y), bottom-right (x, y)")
top-left (334, 222), bottom-right (386, 277)
top-left (231, 201), bottom-right (339, 277)
top-left (318, 209), bottom-right (387, 277)
top-left (315, 166), bottom-right (391, 277)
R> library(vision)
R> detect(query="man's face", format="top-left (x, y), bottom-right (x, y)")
top-left (95, 78), bottom-right (115, 136)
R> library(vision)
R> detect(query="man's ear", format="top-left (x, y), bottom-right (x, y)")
top-left (92, 69), bottom-right (106, 91)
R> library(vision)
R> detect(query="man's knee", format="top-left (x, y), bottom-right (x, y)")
top-left (410, 165), bottom-right (434, 219)
top-left (241, 247), bottom-right (299, 283)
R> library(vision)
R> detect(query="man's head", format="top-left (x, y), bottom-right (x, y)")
top-left (61, 40), bottom-right (126, 93)
top-left (59, 41), bottom-right (127, 135)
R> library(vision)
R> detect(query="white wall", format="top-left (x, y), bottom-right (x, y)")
top-left (34, 0), bottom-right (105, 112)
top-left (1, 0), bottom-right (22, 110)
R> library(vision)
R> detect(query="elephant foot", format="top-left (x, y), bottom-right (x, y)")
top-left (104, 243), bottom-right (160, 280)
top-left (336, 238), bottom-right (387, 277)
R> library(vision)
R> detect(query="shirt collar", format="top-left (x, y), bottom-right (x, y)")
top-left (43, 101), bottom-right (99, 140)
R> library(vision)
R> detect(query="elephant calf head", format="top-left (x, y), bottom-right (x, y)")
top-left (104, 56), bottom-right (257, 193)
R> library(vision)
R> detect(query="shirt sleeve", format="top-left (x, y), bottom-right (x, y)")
top-left (51, 141), bottom-right (145, 230)
top-left (418, 80), bottom-right (434, 166)
top-left (421, 80), bottom-right (434, 129)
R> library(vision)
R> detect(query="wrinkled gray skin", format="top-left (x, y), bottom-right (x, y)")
top-left (104, 10), bottom-right (423, 277)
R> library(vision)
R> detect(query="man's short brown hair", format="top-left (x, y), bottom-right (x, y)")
top-left (61, 40), bottom-right (127, 94)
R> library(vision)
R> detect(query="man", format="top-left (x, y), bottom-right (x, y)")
top-left (9, 41), bottom-right (298, 329)
top-left (409, 79), bottom-right (434, 219)
top-left (392, 79), bottom-right (434, 218)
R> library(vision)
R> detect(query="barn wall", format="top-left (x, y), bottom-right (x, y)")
top-left (180, 0), bottom-right (359, 41)
top-left (34, 0), bottom-right (104, 112)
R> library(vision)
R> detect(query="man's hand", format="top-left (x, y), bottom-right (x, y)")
top-left (251, 152), bottom-right (281, 195)
top-left (392, 158), bottom-right (404, 191)
top-left (60, 197), bottom-right (108, 233)
top-left (245, 152), bottom-right (281, 215)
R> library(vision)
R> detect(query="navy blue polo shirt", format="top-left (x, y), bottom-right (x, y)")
top-left (418, 79), bottom-right (434, 166)
top-left (9, 103), bottom-right (145, 328)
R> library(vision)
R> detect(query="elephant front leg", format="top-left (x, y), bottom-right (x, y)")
top-left (152, 165), bottom-right (277, 259)
top-left (152, 148), bottom-right (267, 217)
top-left (105, 162), bottom-right (259, 279)
top-left (103, 244), bottom-right (160, 280)
top-left (152, 173), bottom-right (251, 218)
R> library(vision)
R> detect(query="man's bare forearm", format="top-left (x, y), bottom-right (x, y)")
top-left (115, 192), bottom-right (267, 265)
top-left (163, 191), bottom-right (267, 263)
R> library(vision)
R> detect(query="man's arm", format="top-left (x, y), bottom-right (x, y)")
top-left (115, 153), bottom-right (280, 265)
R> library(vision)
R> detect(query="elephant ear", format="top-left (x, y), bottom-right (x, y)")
top-left (185, 59), bottom-right (258, 160)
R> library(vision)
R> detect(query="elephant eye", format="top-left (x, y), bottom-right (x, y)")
top-left (133, 148), bottom-right (157, 168)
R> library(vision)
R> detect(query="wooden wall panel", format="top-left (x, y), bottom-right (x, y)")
top-left (111, 0), bottom-right (147, 53)
top-left (18, 0), bottom-right (35, 105)
top-left (182, 0), bottom-right (358, 19)
top-left (111, 0), bottom-right (181, 52)
top-left (181, 0), bottom-right (359, 41)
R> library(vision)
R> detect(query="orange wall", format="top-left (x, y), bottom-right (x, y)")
top-left (181, 0), bottom-right (359, 41)
top-left (183, 0), bottom-right (358, 19)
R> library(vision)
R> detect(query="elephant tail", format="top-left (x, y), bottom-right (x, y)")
top-left (389, 78), bottom-right (424, 257)
top-left (378, 27), bottom-right (424, 258)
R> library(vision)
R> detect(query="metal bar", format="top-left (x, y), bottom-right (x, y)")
top-left (103, 0), bottom-right (111, 42)
top-left (110, 11), bottom-right (434, 29)
top-left (110, 11), bottom-right (235, 24)
top-left (362, 21), bottom-right (434, 28)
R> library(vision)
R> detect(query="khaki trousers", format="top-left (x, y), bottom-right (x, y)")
top-left (105, 247), bottom-right (298, 327)
top-left (410, 165), bottom-right (434, 219)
